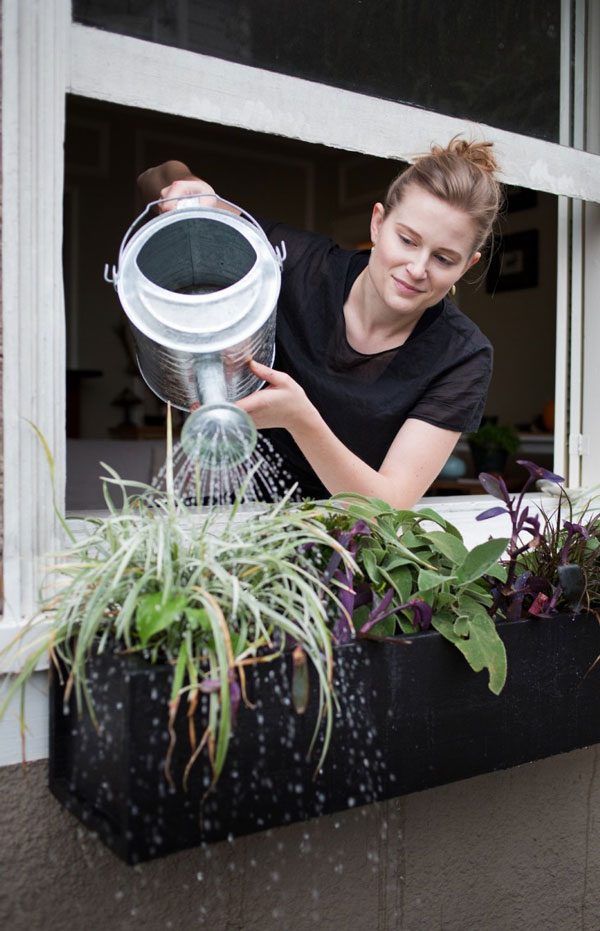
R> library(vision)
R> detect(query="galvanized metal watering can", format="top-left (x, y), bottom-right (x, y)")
top-left (105, 194), bottom-right (285, 467)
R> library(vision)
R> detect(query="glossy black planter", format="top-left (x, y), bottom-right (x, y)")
top-left (49, 612), bottom-right (600, 864)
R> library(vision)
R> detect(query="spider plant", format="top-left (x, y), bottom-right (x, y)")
top-left (1, 417), bottom-right (357, 788)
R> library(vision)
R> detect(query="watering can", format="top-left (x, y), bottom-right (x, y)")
top-left (104, 194), bottom-right (285, 467)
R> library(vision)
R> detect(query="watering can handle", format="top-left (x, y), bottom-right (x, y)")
top-left (173, 194), bottom-right (216, 211)
top-left (106, 193), bottom-right (286, 290)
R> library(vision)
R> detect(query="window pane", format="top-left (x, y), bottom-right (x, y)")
top-left (64, 96), bottom-right (557, 508)
top-left (73, 0), bottom-right (561, 142)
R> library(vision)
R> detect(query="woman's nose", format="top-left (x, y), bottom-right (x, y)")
top-left (406, 255), bottom-right (428, 278)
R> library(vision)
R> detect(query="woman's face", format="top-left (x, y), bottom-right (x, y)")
top-left (367, 185), bottom-right (481, 320)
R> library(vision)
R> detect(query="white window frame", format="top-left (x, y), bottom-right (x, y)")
top-left (2, 0), bottom-right (600, 768)
top-left (3, 0), bottom-right (600, 634)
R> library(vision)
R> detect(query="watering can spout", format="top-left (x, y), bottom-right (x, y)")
top-left (180, 355), bottom-right (258, 467)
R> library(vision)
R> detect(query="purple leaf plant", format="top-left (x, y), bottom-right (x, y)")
top-left (476, 459), bottom-right (589, 618)
top-left (324, 518), bottom-right (432, 643)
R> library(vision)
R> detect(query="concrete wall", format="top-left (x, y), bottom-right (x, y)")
top-left (1, 747), bottom-right (599, 931)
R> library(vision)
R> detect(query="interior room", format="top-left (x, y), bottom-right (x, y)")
top-left (64, 95), bottom-right (557, 509)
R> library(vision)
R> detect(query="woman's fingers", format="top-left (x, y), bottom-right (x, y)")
top-left (157, 178), bottom-right (217, 213)
top-left (236, 361), bottom-right (309, 431)
top-left (235, 389), bottom-right (276, 429)
top-left (249, 359), bottom-right (289, 387)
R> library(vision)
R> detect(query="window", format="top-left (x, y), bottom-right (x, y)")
top-left (3, 0), bottom-right (600, 630)
top-left (63, 97), bottom-right (559, 510)
top-left (73, 0), bottom-right (562, 142)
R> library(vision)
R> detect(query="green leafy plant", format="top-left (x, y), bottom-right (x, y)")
top-left (3, 422), bottom-right (532, 800)
top-left (316, 495), bottom-right (509, 695)
top-left (1, 421), bottom-right (357, 788)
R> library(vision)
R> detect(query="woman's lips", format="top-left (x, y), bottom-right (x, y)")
top-left (393, 277), bottom-right (424, 295)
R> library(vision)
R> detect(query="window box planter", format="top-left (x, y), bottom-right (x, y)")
top-left (49, 611), bottom-right (600, 864)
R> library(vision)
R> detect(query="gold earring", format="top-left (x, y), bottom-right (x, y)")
top-left (450, 284), bottom-right (457, 297)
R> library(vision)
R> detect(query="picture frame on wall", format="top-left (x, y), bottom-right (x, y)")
top-left (486, 229), bottom-right (539, 294)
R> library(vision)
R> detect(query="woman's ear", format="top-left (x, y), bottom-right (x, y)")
top-left (467, 251), bottom-right (482, 270)
top-left (370, 202), bottom-right (385, 245)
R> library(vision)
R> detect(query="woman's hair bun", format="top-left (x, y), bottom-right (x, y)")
top-left (430, 136), bottom-right (498, 176)
top-left (385, 134), bottom-right (503, 252)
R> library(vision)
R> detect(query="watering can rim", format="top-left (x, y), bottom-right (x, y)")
top-left (110, 195), bottom-right (285, 282)
top-left (112, 201), bottom-right (282, 351)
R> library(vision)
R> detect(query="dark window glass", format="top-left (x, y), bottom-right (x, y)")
top-left (73, 0), bottom-right (561, 142)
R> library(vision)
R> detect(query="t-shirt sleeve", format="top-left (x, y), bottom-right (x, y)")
top-left (407, 344), bottom-right (493, 434)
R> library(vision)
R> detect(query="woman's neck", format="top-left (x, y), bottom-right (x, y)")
top-left (343, 267), bottom-right (425, 355)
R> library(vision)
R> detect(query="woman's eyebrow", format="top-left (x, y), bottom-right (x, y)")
top-left (395, 221), bottom-right (420, 238)
top-left (395, 223), bottom-right (463, 259)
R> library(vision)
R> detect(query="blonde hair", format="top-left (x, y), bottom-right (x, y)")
top-left (384, 137), bottom-right (503, 254)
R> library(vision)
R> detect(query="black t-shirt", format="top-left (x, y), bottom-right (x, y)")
top-left (258, 219), bottom-right (493, 499)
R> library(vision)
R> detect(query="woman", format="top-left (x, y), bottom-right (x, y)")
top-left (138, 138), bottom-right (501, 507)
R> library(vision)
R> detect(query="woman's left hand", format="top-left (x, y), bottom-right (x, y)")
top-left (235, 360), bottom-right (314, 431)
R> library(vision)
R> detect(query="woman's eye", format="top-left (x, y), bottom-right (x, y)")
top-left (435, 254), bottom-right (453, 266)
top-left (399, 235), bottom-right (413, 245)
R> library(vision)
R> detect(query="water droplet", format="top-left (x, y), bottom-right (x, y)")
top-left (151, 435), bottom-right (304, 506)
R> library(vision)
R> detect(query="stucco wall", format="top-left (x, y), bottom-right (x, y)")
top-left (1, 747), bottom-right (599, 930)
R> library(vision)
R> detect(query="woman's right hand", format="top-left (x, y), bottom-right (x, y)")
top-left (137, 160), bottom-right (218, 212)
top-left (156, 176), bottom-right (218, 213)
top-left (137, 160), bottom-right (242, 215)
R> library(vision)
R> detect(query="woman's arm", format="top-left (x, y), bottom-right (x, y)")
top-left (237, 361), bottom-right (460, 508)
